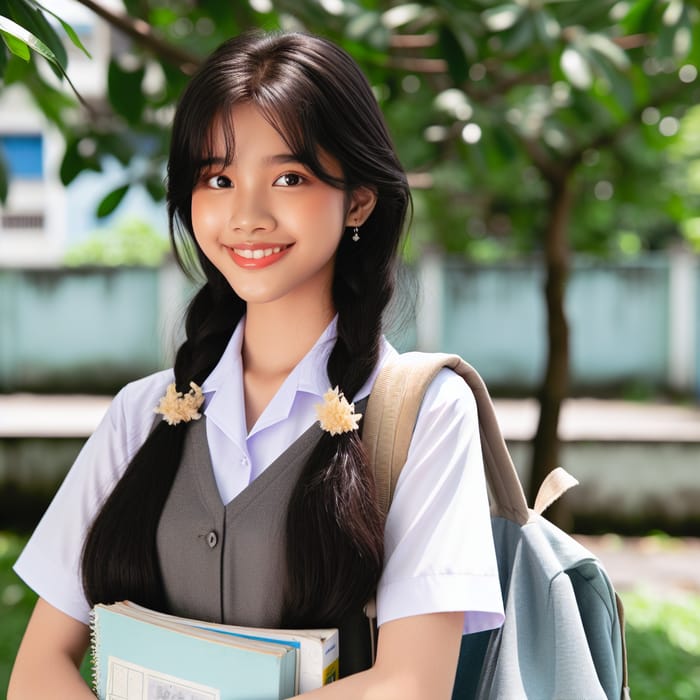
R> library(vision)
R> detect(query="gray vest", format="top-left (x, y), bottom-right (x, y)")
top-left (156, 409), bottom-right (373, 676)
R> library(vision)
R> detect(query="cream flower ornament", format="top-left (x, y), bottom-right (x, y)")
top-left (154, 382), bottom-right (205, 425)
top-left (315, 386), bottom-right (362, 435)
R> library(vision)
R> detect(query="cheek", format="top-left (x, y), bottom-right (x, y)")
top-left (191, 192), bottom-right (224, 239)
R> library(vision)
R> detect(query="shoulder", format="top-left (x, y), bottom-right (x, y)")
top-left (411, 366), bottom-right (478, 453)
top-left (112, 368), bottom-right (175, 415)
top-left (421, 365), bottom-right (476, 414)
top-left (102, 368), bottom-right (175, 454)
top-left (377, 350), bottom-right (477, 428)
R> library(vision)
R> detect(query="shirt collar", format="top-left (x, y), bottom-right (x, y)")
top-left (200, 315), bottom-right (339, 439)
top-left (198, 314), bottom-right (396, 440)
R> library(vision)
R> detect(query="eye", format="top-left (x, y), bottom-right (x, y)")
top-left (206, 174), bottom-right (233, 189)
top-left (274, 172), bottom-right (305, 187)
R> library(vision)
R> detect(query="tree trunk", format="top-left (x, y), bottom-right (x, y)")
top-left (528, 172), bottom-right (573, 528)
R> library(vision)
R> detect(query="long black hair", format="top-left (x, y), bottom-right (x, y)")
top-left (82, 31), bottom-right (411, 628)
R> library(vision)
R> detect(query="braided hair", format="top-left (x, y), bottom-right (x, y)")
top-left (82, 31), bottom-right (410, 628)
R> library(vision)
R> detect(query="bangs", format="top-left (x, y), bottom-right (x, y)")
top-left (192, 96), bottom-right (347, 191)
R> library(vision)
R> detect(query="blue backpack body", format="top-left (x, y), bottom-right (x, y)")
top-left (363, 352), bottom-right (630, 700)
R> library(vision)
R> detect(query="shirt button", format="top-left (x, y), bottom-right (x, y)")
top-left (206, 531), bottom-right (218, 548)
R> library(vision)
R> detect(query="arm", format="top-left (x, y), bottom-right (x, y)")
top-left (297, 611), bottom-right (463, 700)
top-left (8, 598), bottom-right (95, 700)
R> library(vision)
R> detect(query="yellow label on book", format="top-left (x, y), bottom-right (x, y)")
top-left (323, 659), bottom-right (339, 685)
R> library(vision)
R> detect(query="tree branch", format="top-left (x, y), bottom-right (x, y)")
top-left (74, 0), bottom-right (201, 74)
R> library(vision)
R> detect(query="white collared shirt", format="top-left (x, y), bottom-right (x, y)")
top-left (14, 318), bottom-right (504, 635)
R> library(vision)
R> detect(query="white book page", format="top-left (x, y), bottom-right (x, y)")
top-left (106, 656), bottom-right (220, 700)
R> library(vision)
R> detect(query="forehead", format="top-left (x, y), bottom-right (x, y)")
top-left (201, 102), bottom-right (344, 177)
top-left (205, 103), bottom-right (287, 153)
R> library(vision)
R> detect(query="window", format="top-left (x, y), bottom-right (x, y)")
top-left (1, 213), bottom-right (45, 230)
top-left (0, 134), bottom-right (43, 179)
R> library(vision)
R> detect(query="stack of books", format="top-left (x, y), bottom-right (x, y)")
top-left (90, 601), bottom-right (339, 699)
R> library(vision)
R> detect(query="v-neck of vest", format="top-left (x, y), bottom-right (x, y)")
top-left (187, 417), bottom-right (320, 513)
top-left (188, 396), bottom-right (369, 514)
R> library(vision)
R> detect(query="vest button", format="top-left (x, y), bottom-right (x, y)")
top-left (206, 531), bottom-right (218, 548)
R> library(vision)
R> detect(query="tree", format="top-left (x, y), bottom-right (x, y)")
top-left (400, 0), bottom-right (700, 518)
top-left (2, 0), bottom-right (700, 517)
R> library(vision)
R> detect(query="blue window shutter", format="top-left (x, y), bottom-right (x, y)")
top-left (0, 135), bottom-right (44, 178)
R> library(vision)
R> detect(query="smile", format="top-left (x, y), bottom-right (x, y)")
top-left (234, 246), bottom-right (284, 259)
top-left (228, 244), bottom-right (292, 269)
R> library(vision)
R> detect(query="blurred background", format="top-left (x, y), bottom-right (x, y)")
top-left (1, 0), bottom-right (699, 697)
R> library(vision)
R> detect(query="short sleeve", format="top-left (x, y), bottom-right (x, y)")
top-left (12, 370), bottom-right (173, 623)
top-left (375, 368), bottom-right (504, 635)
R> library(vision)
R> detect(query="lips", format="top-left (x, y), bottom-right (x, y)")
top-left (227, 243), bottom-right (293, 269)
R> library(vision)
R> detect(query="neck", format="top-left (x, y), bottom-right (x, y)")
top-left (240, 300), bottom-right (335, 432)
top-left (242, 301), bottom-right (336, 379)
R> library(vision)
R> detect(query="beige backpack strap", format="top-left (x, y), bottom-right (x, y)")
top-left (363, 351), bottom-right (530, 525)
top-left (533, 466), bottom-right (579, 515)
top-left (362, 353), bottom-right (449, 516)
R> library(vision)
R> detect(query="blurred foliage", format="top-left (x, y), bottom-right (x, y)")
top-left (0, 531), bottom-right (36, 698)
top-left (0, 532), bottom-right (90, 696)
top-left (0, 0), bottom-right (699, 259)
top-left (63, 216), bottom-right (170, 267)
top-left (670, 105), bottom-right (700, 253)
top-left (623, 589), bottom-right (700, 700)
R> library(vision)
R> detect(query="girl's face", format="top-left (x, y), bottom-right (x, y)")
top-left (191, 103), bottom-right (375, 314)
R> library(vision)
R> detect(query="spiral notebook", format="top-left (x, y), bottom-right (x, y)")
top-left (90, 601), bottom-right (338, 700)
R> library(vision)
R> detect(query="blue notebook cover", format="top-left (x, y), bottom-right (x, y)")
top-left (91, 603), bottom-right (297, 700)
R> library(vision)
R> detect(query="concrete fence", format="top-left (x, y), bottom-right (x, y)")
top-left (0, 249), bottom-right (697, 396)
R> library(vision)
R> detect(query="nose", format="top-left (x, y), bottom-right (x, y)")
top-left (228, 185), bottom-right (275, 235)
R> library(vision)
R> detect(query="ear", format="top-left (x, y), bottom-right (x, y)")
top-left (345, 186), bottom-right (377, 228)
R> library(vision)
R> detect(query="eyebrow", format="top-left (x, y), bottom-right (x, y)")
top-left (196, 153), bottom-right (304, 169)
top-left (264, 153), bottom-right (303, 165)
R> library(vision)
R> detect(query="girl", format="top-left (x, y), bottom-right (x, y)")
top-left (9, 31), bottom-right (503, 699)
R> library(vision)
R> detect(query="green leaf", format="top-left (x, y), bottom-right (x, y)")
top-left (588, 52), bottom-right (634, 116)
top-left (482, 4), bottom-right (524, 32)
top-left (107, 59), bottom-right (146, 124)
top-left (346, 12), bottom-right (389, 50)
top-left (0, 14), bottom-right (87, 105)
top-left (59, 138), bottom-right (84, 185)
top-left (662, 0), bottom-right (684, 27)
top-left (381, 3), bottom-right (424, 29)
top-left (60, 137), bottom-right (101, 185)
top-left (1, 47), bottom-right (31, 82)
top-left (6, 0), bottom-right (68, 76)
top-left (585, 32), bottom-right (630, 70)
top-left (0, 15), bottom-right (58, 69)
top-left (0, 29), bottom-right (30, 60)
top-left (560, 46), bottom-right (593, 89)
top-left (618, 0), bottom-right (656, 33)
top-left (438, 25), bottom-right (469, 85)
top-left (96, 131), bottom-right (135, 166)
top-left (532, 9), bottom-right (560, 47)
top-left (500, 17), bottom-right (535, 55)
top-left (145, 174), bottom-right (166, 201)
top-left (34, 1), bottom-right (92, 58)
top-left (97, 184), bottom-right (130, 218)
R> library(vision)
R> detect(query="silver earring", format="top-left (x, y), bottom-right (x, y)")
top-left (352, 226), bottom-right (360, 242)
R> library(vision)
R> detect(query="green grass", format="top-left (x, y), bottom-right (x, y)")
top-left (0, 531), bottom-right (37, 698)
top-left (1, 530), bottom-right (699, 698)
top-left (622, 589), bottom-right (700, 699)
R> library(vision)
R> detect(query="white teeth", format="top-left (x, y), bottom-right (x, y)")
top-left (234, 246), bottom-right (286, 259)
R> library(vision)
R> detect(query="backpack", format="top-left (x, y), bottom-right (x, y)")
top-left (363, 352), bottom-right (631, 700)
